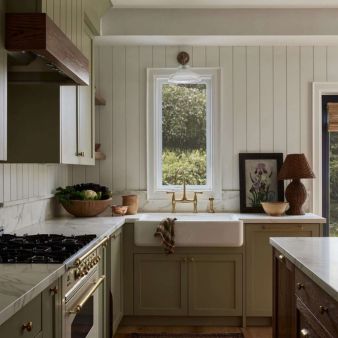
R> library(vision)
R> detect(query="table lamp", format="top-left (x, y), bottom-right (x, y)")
top-left (278, 154), bottom-right (315, 215)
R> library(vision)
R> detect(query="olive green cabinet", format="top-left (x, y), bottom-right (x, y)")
top-left (0, 0), bottom-right (7, 162)
top-left (0, 279), bottom-right (62, 338)
top-left (134, 253), bottom-right (242, 317)
top-left (188, 254), bottom-right (242, 316)
top-left (111, 229), bottom-right (124, 334)
top-left (245, 223), bottom-right (321, 318)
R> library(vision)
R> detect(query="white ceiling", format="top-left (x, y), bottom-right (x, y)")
top-left (111, 0), bottom-right (338, 8)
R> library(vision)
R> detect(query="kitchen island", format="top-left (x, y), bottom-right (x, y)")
top-left (270, 237), bottom-right (338, 338)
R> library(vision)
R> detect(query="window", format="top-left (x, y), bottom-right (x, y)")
top-left (147, 68), bottom-right (221, 200)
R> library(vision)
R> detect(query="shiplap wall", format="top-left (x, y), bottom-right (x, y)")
top-left (0, 164), bottom-right (70, 207)
top-left (87, 45), bottom-right (338, 209)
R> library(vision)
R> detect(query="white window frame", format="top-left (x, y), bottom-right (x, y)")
top-left (147, 68), bottom-right (222, 200)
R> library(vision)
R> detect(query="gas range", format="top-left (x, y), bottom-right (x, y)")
top-left (0, 233), bottom-right (97, 263)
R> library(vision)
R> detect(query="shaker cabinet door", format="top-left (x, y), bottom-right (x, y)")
top-left (134, 254), bottom-right (188, 316)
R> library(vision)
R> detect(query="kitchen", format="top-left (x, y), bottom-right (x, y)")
top-left (0, 1), bottom-right (338, 338)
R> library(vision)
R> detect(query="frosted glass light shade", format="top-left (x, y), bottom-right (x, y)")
top-left (168, 65), bottom-right (201, 84)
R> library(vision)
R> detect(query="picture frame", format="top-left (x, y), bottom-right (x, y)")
top-left (239, 153), bottom-right (284, 213)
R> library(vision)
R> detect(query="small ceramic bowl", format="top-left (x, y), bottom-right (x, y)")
top-left (261, 202), bottom-right (289, 216)
top-left (111, 205), bottom-right (128, 216)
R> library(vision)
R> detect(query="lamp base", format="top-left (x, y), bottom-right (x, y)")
top-left (285, 179), bottom-right (307, 215)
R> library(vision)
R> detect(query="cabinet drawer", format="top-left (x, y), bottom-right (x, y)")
top-left (295, 268), bottom-right (338, 337)
top-left (296, 297), bottom-right (332, 338)
top-left (0, 294), bottom-right (42, 338)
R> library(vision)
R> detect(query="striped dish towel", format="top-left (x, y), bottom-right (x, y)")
top-left (154, 217), bottom-right (177, 254)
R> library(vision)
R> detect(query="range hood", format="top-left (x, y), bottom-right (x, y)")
top-left (5, 13), bottom-right (89, 85)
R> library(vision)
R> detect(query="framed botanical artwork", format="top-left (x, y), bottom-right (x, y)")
top-left (239, 153), bottom-right (284, 213)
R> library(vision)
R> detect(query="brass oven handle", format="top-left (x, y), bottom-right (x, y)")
top-left (72, 237), bottom-right (108, 268)
top-left (68, 276), bottom-right (105, 314)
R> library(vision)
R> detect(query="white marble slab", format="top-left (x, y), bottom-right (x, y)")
top-left (0, 216), bottom-right (125, 326)
top-left (270, 237), bottom-right (338, 301)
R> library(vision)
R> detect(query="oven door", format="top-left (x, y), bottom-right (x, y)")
top-left (64, 269), bottom-right (105, 338)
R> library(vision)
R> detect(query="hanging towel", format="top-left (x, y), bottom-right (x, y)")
top-left (154, 217), bottom-right (177, 254)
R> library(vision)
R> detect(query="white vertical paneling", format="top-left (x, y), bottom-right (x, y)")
top-left (99, 46), bottom-right (113, 189)
top-left (314, 47), bottom-right (327, 82)
top-left (33, 164), bottom-right (39, 197)
top-left (165, 46), bottom-right (179, 67)
top-left (72, 166), bottom-right (85, 184)
top-left (126, 46), bottom-right (140, 190)
top-left (152, 46), bottom-right (166, 68)
top-left (300, 47), bottom-right (314, 160)
top-left (327, 47), bottom-right (338, 81)
top-left (112, 47), bottom-right (126, 192)
top-left (71, 0), bottom-right (77, 44)
top-left (286, 47), bottom-right (301, 153)
top-left (53, 0), bottom-right (61, 27)
top-left (246, 46), bottom-right (260, 152)
top-left (139, 46), bottom-right (153, 190)
top-left (16, 164), bottom-right (23, 201)
top-left (28, 164), bottom-right (34, 198)
top-left (4, 164), bottom-right (10, 202)
top-left (46, 0), bottom-right (54, 18)
top-left (273, 46), bottom-right (287, 154)
top-left (233, 47), bottom-right (247, 190)
top-left (192, 46), bottom-right (206, 67)
top-left (66, 0), bottom-right (72, 38)
top-left (60, 0), bottom-right (67, 33)
top-left (206, 46), bottom-right (219, 67)
top-left (260, 47), bottom-right (274, 152)
top-left (10, 164), bottom-right (17, 201)
top-left (22, 164), bottom-right (29, 199)
top-left (220, 47), bottom-right (233, 190)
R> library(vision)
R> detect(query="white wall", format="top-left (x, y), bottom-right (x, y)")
top-left (91, 45), bottom-right (338, 212)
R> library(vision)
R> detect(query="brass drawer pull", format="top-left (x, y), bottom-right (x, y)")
top-left (182, 257), bottom-right (187, 262)
top-left (278, 254), bottom-right (285, 262)
top-left (22, 321), bottom-right (33, 332)
top-left (300, 328), bottom-right (309, 337)
top-left (50, 286), bottom-right (58, 295)
top-left (189, 257), bottom-right (195, 262)
top-left (320, 305), bottom-right (329, 314)
top-left (296, 282), bottom-right (305, 290)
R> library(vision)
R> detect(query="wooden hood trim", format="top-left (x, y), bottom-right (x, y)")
top-left (5, 13), bottom-right (89, 86)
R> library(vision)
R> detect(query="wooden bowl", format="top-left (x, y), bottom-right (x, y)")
top-left (261, 202), bottom-right (289, 216)
top-left (111, 205), bottom-right (128, 216)
top-left (61, 198), bottom-right (112, 217)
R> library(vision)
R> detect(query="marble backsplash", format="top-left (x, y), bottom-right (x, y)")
top-left (0, 198), bottom-right (65, 233)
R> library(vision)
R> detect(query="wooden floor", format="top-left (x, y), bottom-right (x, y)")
top-left (116, 326), bottom-right (272, 338)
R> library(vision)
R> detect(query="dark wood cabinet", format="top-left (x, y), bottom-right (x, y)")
top-left (273, 248), bottom-right (338, 338)
top-left (273, 248), bottom-right (296, 338)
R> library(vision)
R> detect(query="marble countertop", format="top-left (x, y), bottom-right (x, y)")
top-left (125, 212), bottom-right (326, 224)
top-left (270, 237), bottom-right (338, 301)
top-left (0, 216), bottom-right (125, 326)
top-left (0, 212), bottom-right (325, 327)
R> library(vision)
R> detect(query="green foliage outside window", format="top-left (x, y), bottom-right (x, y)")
top-left (161, 83), bottom-right (207, 186)
top-left (330, 132), bottom-right (338, 236)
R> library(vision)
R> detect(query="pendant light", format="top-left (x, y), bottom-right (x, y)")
top-left (168, 51), bottom-right (201, 84)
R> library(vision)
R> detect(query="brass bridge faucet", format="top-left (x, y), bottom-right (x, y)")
top-left (167, 178), bottom-right (203, 213)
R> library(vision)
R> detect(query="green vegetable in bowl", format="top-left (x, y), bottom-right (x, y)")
top-left (55, 183), bottom-right (112, 203)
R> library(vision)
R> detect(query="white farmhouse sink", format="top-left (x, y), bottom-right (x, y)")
top-left (134, 213), bottom-right (243, 247)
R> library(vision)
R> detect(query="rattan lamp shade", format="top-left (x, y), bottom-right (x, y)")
top-left (278, 154), bottom-right (315, 180)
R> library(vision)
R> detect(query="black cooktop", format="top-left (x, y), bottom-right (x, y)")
top-left (0, 234), bottom-right (97, 263)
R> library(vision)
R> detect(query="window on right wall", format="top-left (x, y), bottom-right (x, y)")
top-left (147, 68), bottom-right (221, 200)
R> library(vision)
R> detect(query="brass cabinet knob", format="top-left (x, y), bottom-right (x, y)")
top-left (22, 321), bottom-right (33, 332)
top-left (182, 257), bottom-right (187, 262)
top-left (300, 328), bottom-right (309, 337)
top-left (278, 254), bottom-right (285, 262)
top-left (296, 282), bottom-right (305, 290)
top-left (320, 305), bottom-right (329, 314)
top-left (189, 257), bottom-right (195, 262)
top-left (49, 286), bottom-right (58, 295)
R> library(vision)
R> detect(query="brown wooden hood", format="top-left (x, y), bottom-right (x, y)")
top-left (5, 13), bottom-right (89, 86)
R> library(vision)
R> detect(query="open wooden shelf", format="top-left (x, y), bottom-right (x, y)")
top-left (95, 93), bottom-right (106, 106)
